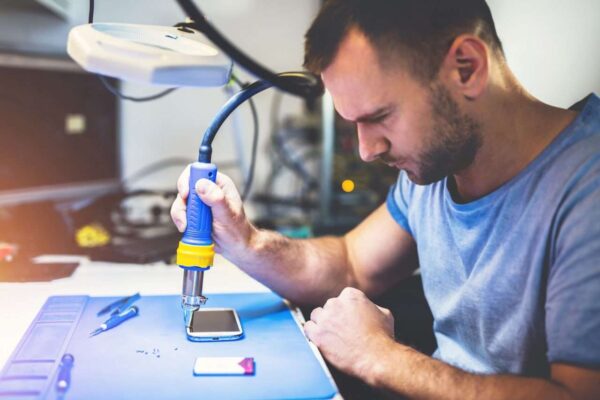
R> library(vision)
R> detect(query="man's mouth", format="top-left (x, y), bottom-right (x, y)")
top-left (385, 160), bottom-right (404, 169)
top-left (377, 153), bottom-right (408, 170)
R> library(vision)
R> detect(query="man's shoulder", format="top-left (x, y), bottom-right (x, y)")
top-left (518, 94), bottom-right (600, 194)
top-left (565, 93), bottom-right (600, 144)
top-left (545, 94), bottom-right (600, 179)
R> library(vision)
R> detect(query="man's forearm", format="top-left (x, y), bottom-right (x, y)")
top-left (365, 341), bottom-right (573, 400)
top-left (229, 227), bottom-right (355, 306)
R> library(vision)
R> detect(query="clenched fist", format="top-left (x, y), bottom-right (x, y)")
top-left (304, 287), bottom-right (396, 380)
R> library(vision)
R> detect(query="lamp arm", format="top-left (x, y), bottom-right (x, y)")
top-left (198, 72), bottom-right (316, 163)
top-left (174, 0), bottom-right (324, 100)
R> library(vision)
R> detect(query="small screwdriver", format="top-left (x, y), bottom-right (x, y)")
top-left (89, 306), bottom-right (139, 337)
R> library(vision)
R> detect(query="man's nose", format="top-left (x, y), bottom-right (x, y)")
top-left (357, 124), bottom-right (389, 162)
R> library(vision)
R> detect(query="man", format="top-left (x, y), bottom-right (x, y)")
top-left (171, 0), bottom-right (600, 398)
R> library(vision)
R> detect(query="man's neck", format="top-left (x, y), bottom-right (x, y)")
top-left (452, 90), bottom-right (579, 203)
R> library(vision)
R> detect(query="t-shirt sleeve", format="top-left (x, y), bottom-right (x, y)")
top-left (385, 171), bottom-right (413, 236)
top-left (546, 162), bottom-right (600, 368)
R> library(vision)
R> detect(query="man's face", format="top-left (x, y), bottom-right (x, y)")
top-left (321, 29), bottom-right (482, 185)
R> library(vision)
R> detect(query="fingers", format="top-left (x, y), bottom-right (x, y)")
top-left (176, 165), bottom-right (191, 200)
top-left (170, 193), bottom-right (187, 232)
top-left (306, 304), bottom-right (329, 346)
top-left (171, 166), bottom-right (246, 235)
top-left (377, 306), bottom-right (392, 318)
top-left (310, 307), bottom-right (323, 324)
top-left (215, 171), bottom-right (234, 190)
top-left (177, 167), bottom-right (238, 203)
top-left (197, 172), bottom-right (246, 224)
top-left (215, 172), bottom-right (243, 205)
top-left (195, 179), bottom-right (230, 221)
top-left (303, 320), bottom-right (319, 345)
top-left (196, 178), bottom-right (225, 205)
top-left (339, 286), bottom-right (365, 299)
top-left (171, 165), bottom-right (192, 232)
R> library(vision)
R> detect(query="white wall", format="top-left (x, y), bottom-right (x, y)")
top-left (487, 0), bottom-right (600, 107)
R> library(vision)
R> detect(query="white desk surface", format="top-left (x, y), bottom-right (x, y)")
top-left (0, 255), bottom-right (270, 367)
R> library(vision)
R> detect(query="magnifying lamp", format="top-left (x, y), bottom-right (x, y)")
top-left (67, 23), bottom-right (232, 87)
top-left (67, 0), bottom-right (322, 96)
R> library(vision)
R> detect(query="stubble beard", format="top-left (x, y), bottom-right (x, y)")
top-left (407, 83), bottom-right (483, 185)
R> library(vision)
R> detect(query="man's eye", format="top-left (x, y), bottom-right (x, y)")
top-left (369, 113), bottom-right (388, 124)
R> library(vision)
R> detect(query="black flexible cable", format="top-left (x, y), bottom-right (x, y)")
top-left (174, 0), bottom-right (323, 99)
top-left (199, 73), bottom-right (314, 161)
top-left (99, 76), bottom-right (178, 103)
top-left (88, 0), bottom-right (94, 23)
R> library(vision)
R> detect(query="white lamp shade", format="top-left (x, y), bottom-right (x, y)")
top-left (67, 23), bottom-right (233, 87)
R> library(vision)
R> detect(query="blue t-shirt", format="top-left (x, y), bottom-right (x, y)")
top-left (386, 94), bottom-right (600, 376)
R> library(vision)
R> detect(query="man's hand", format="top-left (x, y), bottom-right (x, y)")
top-left (170, 167), bottom-right (255, 261)
top-left (304, 287), bottom-right (396, 380)
top-left (304, 290), bottom-right (600, 400)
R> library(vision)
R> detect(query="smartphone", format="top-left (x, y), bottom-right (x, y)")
top-left (186, 308), bottom-right (244, 342)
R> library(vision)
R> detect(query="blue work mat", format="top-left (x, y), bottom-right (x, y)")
top-left (0, 293), bottom-right (338, 399)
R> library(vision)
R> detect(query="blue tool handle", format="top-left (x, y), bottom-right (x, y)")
top-left (105, 306), bottom-right (139, 329)
top-left (110, 292), bottom-right (141, 316)
top-left (183, 162), bottom-right (218, 247)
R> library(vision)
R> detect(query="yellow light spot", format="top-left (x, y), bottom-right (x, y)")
top-left (341, 179), bottom-right (355, 193)
top-left (75, 223), bottom-right (111, 248)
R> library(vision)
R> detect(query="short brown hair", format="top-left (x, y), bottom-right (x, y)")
top-left (304, 0), bottom-right (504, 82)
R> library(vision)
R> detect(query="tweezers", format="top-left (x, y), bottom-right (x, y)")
top-left (96, 292), bottom-right (141, 316)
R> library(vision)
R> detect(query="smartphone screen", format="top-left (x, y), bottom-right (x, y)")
top-left (190, 309), bottom-right (240, 333)
top-left (187, 308), bottom-right (243, 341)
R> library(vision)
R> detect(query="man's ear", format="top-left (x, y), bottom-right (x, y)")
top-left (438, 35), bottom-right (489, 101)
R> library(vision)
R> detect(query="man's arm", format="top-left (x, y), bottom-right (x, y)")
top-left (369, 344), bottom-right (600, 399)
top-left (170, 169), bottom-right (418, 305)
top-left (243, 202), bottom-right (418, 305)
top-left (304, 288), bottom-right (600, 400)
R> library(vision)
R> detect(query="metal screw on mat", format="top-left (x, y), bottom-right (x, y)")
top-left (136, 348), bottom-right (163, 357)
